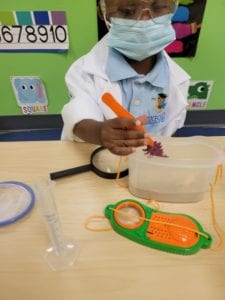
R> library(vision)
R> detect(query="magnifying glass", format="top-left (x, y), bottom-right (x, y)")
top-left (50, 147), bottom-right (128, 180)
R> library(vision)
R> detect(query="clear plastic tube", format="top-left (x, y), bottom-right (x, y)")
top-left (34, 178), bottom-right (79, 271)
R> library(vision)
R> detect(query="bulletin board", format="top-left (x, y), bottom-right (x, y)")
top-left (0, 0), bottom-right (98, 115)
top-left (0, 0), bottom-right (225, 116)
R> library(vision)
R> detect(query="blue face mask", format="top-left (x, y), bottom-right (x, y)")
top-left (107, 14), bottom-right (175, 61)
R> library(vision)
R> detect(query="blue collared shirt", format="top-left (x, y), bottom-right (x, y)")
top-left (105, 48), bottom-right (170, 135)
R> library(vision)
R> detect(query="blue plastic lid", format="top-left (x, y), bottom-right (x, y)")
top-left (0, 181), bottom-right (35, 226)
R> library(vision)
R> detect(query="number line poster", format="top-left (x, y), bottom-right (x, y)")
top-left (0, 11), bottom-right (69, 52)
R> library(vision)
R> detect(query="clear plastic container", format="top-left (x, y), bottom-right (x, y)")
top-left (128, 137), bottom-right (225, 203)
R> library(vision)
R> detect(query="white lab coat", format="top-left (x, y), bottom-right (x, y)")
top-left (61, 35), bottom-right (190, 141)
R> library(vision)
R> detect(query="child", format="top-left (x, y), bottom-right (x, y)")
top-left (61, 0), bottom-right (190, 155)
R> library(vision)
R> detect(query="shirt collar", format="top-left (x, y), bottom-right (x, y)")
top-left (145, 52), bottom-right (169, 88)
top-left (106, 48), bottom-right (169, 89)
top-left (106, 48), bottom-right (137, 81)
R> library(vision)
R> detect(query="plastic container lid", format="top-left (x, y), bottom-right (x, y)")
top-left (0, 181), bottom-right (35, 226)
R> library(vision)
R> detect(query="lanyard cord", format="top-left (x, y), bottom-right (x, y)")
top-left (85, 205), bottom-right (209, 239)
top-left (109, 207), bottom-right (209, 239)
top-left (85, 156), bottom-right (225, 251)
top-left (210, 164), bottom-right (225, 251)
top-left (115, 156), bottom-right (128, 188)
top-left (118, 156), bottom-right (225, 251)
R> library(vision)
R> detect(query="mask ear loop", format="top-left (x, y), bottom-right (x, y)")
top-left (99, 0), bottom-right (111, 29)
top-left (103, 14), bottom-right (111, 30)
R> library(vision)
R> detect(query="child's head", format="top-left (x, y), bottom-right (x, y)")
top-left (100, 0), bottom-right (179, 23)
top-left (100, 1), bottom-right (179, 61)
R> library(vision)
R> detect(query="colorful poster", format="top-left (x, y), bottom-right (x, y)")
top-left (11, 76), bottom-right (49, 114)
top-left (165, 0), bottom-right (207, 57)
top-left (187, 80), bottom-right (214, 110)
top-left (0, 11), bottom-right (69, 52)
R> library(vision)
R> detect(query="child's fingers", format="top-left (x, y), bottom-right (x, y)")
top-left (112, 129), bottom-right (145, 141)
top-left (108, 145), bottom-right (136, 156)
top-left (104, 138), bottom-right (147, 156)
top-left (115, 138), bottom-right (146, 148)
top-left (109, 117), bottom-right (143, 131)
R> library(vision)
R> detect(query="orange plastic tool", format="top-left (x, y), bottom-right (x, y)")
top-left (102, 92), bottom-right (154, 147)
top-left (105, 199), bottom-right (212, 255)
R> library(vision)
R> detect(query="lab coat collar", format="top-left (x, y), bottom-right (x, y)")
top-left (164, 51), bottom-right (191, 85)
top-left (82, 35), bottom-right (109, 80)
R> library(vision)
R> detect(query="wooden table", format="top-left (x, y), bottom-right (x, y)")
top-left (0, 138), bottom-right (225, 300)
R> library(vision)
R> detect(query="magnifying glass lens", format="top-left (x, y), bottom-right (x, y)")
top-left (92, 148), bottom-right (128, 174)
top-left (117, 207), bottom-right (141, 226)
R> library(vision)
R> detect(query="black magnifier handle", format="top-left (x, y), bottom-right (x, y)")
top-left (50, 164), bottom-right (92, 180)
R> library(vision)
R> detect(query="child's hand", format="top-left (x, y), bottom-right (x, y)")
top-left (100, 118), bottom-right (147, 156)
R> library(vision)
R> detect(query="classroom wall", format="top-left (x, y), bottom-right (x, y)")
top-left (0, 0), bottom-right (224, 116)
top-left (174, 0), bottom-right (225, 109)
top-left (0, 0), bottom-right (98, 115)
